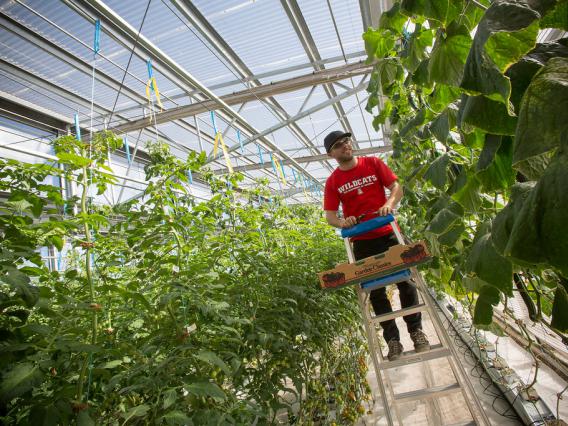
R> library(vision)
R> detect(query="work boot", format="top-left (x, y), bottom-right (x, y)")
top-left (410, 329), bottom-right (430, 353)
top-left (387, 339), bottom-right (403, 361)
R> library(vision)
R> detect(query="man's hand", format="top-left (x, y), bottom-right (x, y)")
top-left (339, 216), bottom-right (358, 228)
top-left (378, 202), bottom-right (394, 216)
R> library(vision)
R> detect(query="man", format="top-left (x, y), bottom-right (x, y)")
top-left (322, 130), bottom-right (430, 361)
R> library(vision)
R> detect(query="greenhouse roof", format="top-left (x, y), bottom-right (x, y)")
top-left (0, 0), bottom-right (395, 204)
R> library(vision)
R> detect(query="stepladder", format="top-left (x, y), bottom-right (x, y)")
top-left (341, 214), bottom-right (490, 426)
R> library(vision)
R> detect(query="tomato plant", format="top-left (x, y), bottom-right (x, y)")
top-left (0, 137), bottom-right (370, 424)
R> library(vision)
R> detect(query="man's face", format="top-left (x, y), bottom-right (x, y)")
top-left (327, 137), bottom-right (353, 162)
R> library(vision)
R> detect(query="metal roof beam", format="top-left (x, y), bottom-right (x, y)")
top-left (108, 61), bottom-right (371, 135)
top-left (68, 0), bottom-right (324, 187)
top-left (169, 0), bottom-right (332, 170)
top-left (213, 78), bottom-right (369, 161)
top-left (216, 146), bottom-right (392, 174)
top-left (111, 50), bottom-right (367, 117)
top-left (280, 0), bottom-right (358, 148)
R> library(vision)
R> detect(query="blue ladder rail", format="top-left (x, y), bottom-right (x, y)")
top-left (341, 214), bottom-right (395, 238)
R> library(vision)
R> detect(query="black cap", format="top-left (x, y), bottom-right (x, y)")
top-left (324, 130), bottom-right (352, 153)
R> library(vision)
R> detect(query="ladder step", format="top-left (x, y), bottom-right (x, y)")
top-left (360, 268), bottom-right (412, 292)
top-left (379, 344), bottom-right (450, 370)
top-left (394, 382), bottom-right (462, 403)
top-left (371, 303), bottom-right (427, 323)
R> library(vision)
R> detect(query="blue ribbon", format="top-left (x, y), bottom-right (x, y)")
top-left (257, 144), bottom-right (264, 165)
top-left (74, 113), bottom-right (81, 141)
top-left (237, 130), bottom-right (244, 153)
top-left (94, 19), bottom-right (101, 55)
top-left (210, 111), bottom-right (217, 134)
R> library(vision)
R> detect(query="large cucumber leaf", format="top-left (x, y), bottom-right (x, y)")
top-left (460, 0), bottom-right (557, 108)
top-left (466, 222), bottom-right (513, 296)
top-left (473, 285), bottom-right (501, 327)
top-left (429, 22), bottom-right (472, 87)
top-left (491, 182), bottom-right (535, 255)
top-left (505, 148), bottom-right (568, 275)
top-left (476, 134), bottom-right (515, 191)
top-left (513, 57), bottom-right (568, 179)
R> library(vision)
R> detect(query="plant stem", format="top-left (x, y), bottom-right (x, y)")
top-left (76, 160), bottom-right (97, 404)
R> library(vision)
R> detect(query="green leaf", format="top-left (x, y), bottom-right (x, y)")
top-left (451, 172), bottom-right (482, 213)
top-left (161, 411), bottom-right (192, 426)
top-left (401, 0), bottom-right (454, 25)
top-left (476, 135), bottom-right (515, 191)
top-left (56, 152), bottom-right (91, 167)
top-left (427, 206), bottom-right (460, 235)
top-left (540, 0), bottom-right (568, 30)
top-left (0, 362), bottom-right (43, 402)
top-left (403, 28), bottom-right (434, 73)
top-left (473, 285), bottom-right (500, 327)
top-left (195, 350), bottom-right (231, 375)
top-left (424, 154), bottom-right (449, 189)
top-left (184, 381), bottom-right (226, 401)
top-left (461, 1), bottom-right (545, 107)
top-left (506, 40), bottom-right (568, 113)
top-left (513, 57), bottom-right (568, 179)
top-left (363, 28), bottom-right (396, 61)
top-left (101, 360), bottom-right (123, 369)
top-left (379, 3), bottom-right (408, 33)
top-left (429, 22), bottom-right (471, 87)
top-left (162, 389), bottom-right (177, 410)
top-left (465, 223), bottom-right (513, 296)
top-left (505, 148), bottom-right (568, 275)
top-left (428, 84), bottom-right (461, 112)
top-left (121, 404), bottom-right (151, 422)
top-left (77, 410), bottom-right (96, 426)
top-left (458, 95), bottom-right (517, 135)
top-left (438, 223), bottom-right (465, 247)
top-left (491, 182), bottom-right (535, 255)
top-left (2, 269), bottom-right (39, 307)
top-left (551, 283), bottom-right (568, 332)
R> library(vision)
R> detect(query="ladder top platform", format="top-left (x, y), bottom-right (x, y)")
top-left (341, 214), bottom-right (395, 238)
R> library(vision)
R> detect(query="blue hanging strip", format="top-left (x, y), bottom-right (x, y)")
top-left (279, 160), bottom-right (286, 178)
top-left (146, 59), bottom-right (154, 91)
top-left (257, 144), bottom-right (264, 165)
top-left (93, 19), bottom-right (101, 56)
top-left (124, 135), bottom-right (131, 165)
top-left (74, 113), bottom-right (81, 141)
top-left (270, 154), bottom-right (277, 174)
top-left (210, 111), bottom-right (218, 134)
top-left (187, 169), bottom-right (193, 184)
top-left (291, 168), bottom-right (297, 182)
top-left (236, 130), bottom-right (244, 154)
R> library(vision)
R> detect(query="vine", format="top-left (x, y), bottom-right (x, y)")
top-left (363, 0), bottom-right (568, 337)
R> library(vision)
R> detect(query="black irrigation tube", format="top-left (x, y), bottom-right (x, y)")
top-left (429, 289), bottom-right (558, 425)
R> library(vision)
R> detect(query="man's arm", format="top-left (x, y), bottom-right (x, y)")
top-left (325, 210), bottom-right (358, 228)
top-left (378, 181), bottom-right (403, 216)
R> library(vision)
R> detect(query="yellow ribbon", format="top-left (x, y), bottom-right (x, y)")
top-left (212, 132), bottom-right (234, 173)
top-left (145, 77), bottom-right (163, 111)
top-left (273, 155), bottom-right (287, 185)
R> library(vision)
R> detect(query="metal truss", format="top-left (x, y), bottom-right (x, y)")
top-left (64, 0), bottom-right (325, 188)
top-left (105, 61), bottom-right (372, 135)
top-left (280, 0), bottom-right (358, 148)
top-left (215, 146), bottom-right (392, 174)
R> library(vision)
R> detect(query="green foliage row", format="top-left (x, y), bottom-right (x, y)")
top-left (363, 0), bottom-right (568, 331)
top-left (0, 137), bottom-right (369, 425)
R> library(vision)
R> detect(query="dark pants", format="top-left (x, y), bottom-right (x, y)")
top-left (353, 233), bottom-right (422, 342)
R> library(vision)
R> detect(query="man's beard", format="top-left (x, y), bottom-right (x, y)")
top-left (337, 153), bottom-right (354, 163)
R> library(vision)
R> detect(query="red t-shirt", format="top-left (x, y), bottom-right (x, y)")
top-left (324, 156), bottom-right (398, 240)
